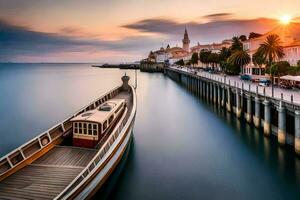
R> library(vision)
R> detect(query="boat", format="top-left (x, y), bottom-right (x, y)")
top-left (0, 75), bottom-right (137, 199)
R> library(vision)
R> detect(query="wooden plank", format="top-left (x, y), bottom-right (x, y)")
top-left (0, 164), bottom-right (83, 199)
top-left (0, 145), bottom-right (91, 199)
top-left (34, 146), bottom-right (96, 167)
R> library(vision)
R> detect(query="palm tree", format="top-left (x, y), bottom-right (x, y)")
top-left (230, 36), bottom-right (243, 52)
top-left (228, 50), bottom-right (251, 74)
top-left (257, 34), bottom-right (284, 65)
top-left (252, 50), bottom-right (266, 75)
top-left (257, 34), bottom-right (285, 96)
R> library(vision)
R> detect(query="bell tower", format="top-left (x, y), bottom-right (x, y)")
top-left (182, 28), bottom-right (190, 52)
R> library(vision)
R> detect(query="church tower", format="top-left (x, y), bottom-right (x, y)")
top-left (182, 28), bottom-right (190, 52)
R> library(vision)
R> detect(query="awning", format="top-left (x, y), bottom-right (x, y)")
top-left (280, 75), bottom-right (300, 82)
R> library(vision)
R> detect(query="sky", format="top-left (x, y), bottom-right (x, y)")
top-left (0, 0), bottom-right (300, 63)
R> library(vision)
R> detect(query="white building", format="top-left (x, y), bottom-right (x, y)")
top-left (283, 40), bottom-right (300, 66)
top-left (154, 47), bottom-right (169, 63)
top-left (190, 40), bottom-right (232, 54)
top-left (145, 29), bottom-right (192, 64)
top-left (242, 26), bottom-right (300, 78)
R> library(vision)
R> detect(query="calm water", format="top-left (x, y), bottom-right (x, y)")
top-left (0, 63), bottom-right (300, 200)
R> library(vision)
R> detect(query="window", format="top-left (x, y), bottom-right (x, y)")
top-left (293, 48), bottom-right (297, 56)
top-left (103, 121), bottom-right (107, 130)
top-left (243, 43), bottom-right (249, 50)
top-left (79, 123), bottom-right (82, 134)
top-left (109, 115), bottom-right (114, 124)
top-left (99, 124), bottom-right (102, 135)
top-left (88, 129), bottom-right (92, 135)
top-left (74, 122), bottom-right (79, 134)
top-left (92, 124), bottom-right (98, 136)
top-left (93, 129), bottom-right (97, 135)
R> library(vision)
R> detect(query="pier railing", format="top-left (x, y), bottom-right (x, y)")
top-left (56, 85), bottom-right (137, 200)
top-left (168, 67), bottom-right (300, 110)
top-left (56, 107), bottom-right (128, 199)
top-left (0, 86), bottom-right (121, 179)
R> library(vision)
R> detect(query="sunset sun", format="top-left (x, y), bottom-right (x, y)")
top-left (280, 15), bottom-right (292, 24)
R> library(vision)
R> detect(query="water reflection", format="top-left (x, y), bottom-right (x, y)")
top-left (1, 64), bottom-right (300, 200)
top-left (112, 73), bottom-right (300, 199)
top-left (193, 88), bottom-right (300, 190)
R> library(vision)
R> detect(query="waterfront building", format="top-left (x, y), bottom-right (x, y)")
top-left (144, 28), bottom-right (233, 68)
top-left (242, 26), bottom-right (300, 78)
top-left (190, 40), bottom-right (232, 54)
top-left (153, 47), bottom-right (169, 63)
top-left (167, 46), bottom-right (191, 64)
top-left (190, 40), bottom-right (232, 68)
top-left (144, 29), bottom-right (192, 65)
top-left (283, 40), bottom-right (300, 66)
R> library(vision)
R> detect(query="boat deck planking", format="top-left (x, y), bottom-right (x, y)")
top-left (0, 89), bottom-right (133, 200)
top-left (0, 146), bottom-right (96, 200)
top-left (34, 146), bottom-right (96, 167)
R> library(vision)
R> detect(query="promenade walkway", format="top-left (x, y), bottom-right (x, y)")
top-left (171, 66), bottom-right (300, 105)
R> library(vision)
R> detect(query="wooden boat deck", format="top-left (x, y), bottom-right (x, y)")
top-left (34, 146), bottom-right (96, 167)
top-left (0, 146), bottom-right (96, 200)
top-left (0, 88), bottom-right (133, 200)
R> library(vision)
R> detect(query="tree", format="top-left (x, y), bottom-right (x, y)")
top-left (252, 50), bottom-right (266, 75)
top-left (224, 62), bottom-right (240, 75)
top-left (175, 59), bottom-right (184, 66)
top-left (297, 60), bottom-right (300, 66)
top-left (257, 34), bottom-right (284, 65)
top-left (249, 32), bottom-right (262, 39)
top-left (276, 61), bottom-right (290, 75)
top-left (266, 61), bottom-right (290, 76)
top-left (264, 59), bottom-right (288, 97)
top-left (219, 47), bottom-right (231, 62)
top-left (228, 50), bottom-right (250, 74)
top-left (207, 53), bottom-right (220, 70)
top-left (230, 36), bottom-right (243, 52)
top-left (239, 35), bottom-right (247, 42)
top-left (219, 47), bottom-right (232, 71)
top-left (228, 50), bottom-right (251, 73)
top-left (190, 52), bottom-right (199, 66)
top-left (252, 50), bottom-right (266, 67)
top-left (288, 66), bottom-right (300, 75)
top-left (199, 50), bottom-right (211, 67)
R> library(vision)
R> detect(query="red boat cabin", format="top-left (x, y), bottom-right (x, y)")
top-left (70, 99), bottom-right (125, 148)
